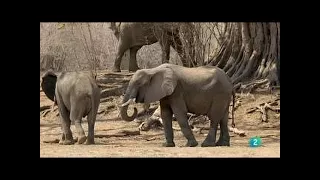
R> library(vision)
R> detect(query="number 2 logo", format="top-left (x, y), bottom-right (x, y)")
top-left (249, 136), bottom-right (261, 147)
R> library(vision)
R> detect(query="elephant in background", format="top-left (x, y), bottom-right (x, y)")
top-left (120, 63), bottom-right (235, 147)
top-left (41, 70), bottom-right (101, 145)
top-left (109, 22), bottom-right (195, 72)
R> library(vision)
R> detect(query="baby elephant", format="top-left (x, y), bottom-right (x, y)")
top-left (41, 70), bottom-right (101, 145)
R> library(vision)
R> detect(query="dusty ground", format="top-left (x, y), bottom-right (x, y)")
top-left (40, 71), bottom-right (280, 158)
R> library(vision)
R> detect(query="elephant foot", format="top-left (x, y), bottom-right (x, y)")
top-left (85, 139), bottom-right (95, 145)
top-left (129, 68), bottom-right (139, 72)
top-left (76, 136), bottom-right (87, 144)
top-left (129, 65), bottom-right (140, 72)
top-left (59, 139), bottom-right (75, 145)
top-left (112, 66), bottom-right (121, 72)
top-left (163, 142), bottom-right (175, 147)
top-left (216, 140), bottom-right (230, 146)
top-left (201, 141), bottom-right (216, 147)
top-left (185, 140), bottom-right (198, 147)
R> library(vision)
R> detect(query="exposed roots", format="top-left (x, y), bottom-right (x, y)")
top-left (43, 130), bottom-right (141, 143)
top-left (40, 105), bottom-right (58, 117)
top-left (246, 100), bottom-right (280, 122)
top-left (40, 105), bottom-right (51, 112)
top-left (228, 127), bottom-right (246, 137)
top-left (208, 23), bottom-right (279, 92)
top-left (235, 78), bottom-right (270, 93)
top-left (139, 117), bottom-right (163, 131)
top-left (138, 108), bottom-right (246, 137)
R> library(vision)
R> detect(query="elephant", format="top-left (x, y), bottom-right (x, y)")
top-left (41, 70), bottom-right (101, 145)
top-left (120, 63), bottom-right (235, 147)
top-left (109, 22), bottom-right (195, 72)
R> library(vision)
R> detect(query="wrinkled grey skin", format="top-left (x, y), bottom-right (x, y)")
top-left (120, 64), bottom-right (234, 147)
top-left (41, 70), bottom-right (101, 145)
top-left (109, 22), bottom-right (193, 72)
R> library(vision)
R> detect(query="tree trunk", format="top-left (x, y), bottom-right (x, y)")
top-left (208, 22), bottom-right (280, 92)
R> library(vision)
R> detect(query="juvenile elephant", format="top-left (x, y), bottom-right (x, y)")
top-left (109, 22), bottom-right (195, 72)
top-left (41, 70), bottom-right (101, 145)
top-left (120, 64), bottom-right (235, 147)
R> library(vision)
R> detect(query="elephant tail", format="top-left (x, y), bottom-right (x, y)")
top-left (231, 90), bottom-right (236, 128)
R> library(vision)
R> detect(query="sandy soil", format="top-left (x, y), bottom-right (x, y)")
top-left (40, 72), bottom-right (280, 158)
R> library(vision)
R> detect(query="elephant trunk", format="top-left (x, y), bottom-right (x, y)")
top-left (120, 88), bottom-right (138, 121)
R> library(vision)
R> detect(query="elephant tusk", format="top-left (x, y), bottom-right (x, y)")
top-left (121, 98), bottom-right (136, 107)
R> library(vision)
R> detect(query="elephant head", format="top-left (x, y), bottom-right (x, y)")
top-left (120, 65), bottom-right (177, 121)
top-left (109, 22), bottom-right (121, 40)
top-left (41, 70), bottom-right (57, 102)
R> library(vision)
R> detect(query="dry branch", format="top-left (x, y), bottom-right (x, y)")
top-left (246, 100), bottom-right (280, 122)
top-left (44, 129), bottom-right (141, 143)
top-left (139, 117), bottom-right (163, 131)
top-left (193, 126), bottom-right (246, 137)
top-left (146, 137), bottom-right (157, 141)
top-left (100, 85), bottom-right (128, 98)
top-left (95, 130), bottom-right (140, 138)
top-left (40, 105), bottom-right (51, 112)
top-left (43, 139), bottom-right (60, 143)
top-left (228, 127), bottom-right (246, 137)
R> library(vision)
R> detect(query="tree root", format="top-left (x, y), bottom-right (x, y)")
top-left (41, 109), bottom-right (51, 117)
top-left (139, 117), bottom-right (163, 131)
top-left (97, 105), bottom-right (116, 115)
top-left (208, 23), bottom-right (279, 91)
top-left (100, 85), bottom-right (128, 98)
top-left (40, 104), bottom-right (58, 117)
top-left (235, 78), bottom-right (270, 93)
top-left (191, 126), bottom-right (246, 137)
top-left (43, 139), bottom-right (60, 143)
top-left (246, 100), bottom-right (280, 122)
top-left (95, 130), bottom-right (140, 138)
top-left (228, 127), bottom-right (246, 137)
top-left (43, 130), bottom-right (141, 144)
top-left (40, 105), bottom-right (51, 112)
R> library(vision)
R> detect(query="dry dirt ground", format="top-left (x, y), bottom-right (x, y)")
top-left (40, 71), bottom-right (280, 158)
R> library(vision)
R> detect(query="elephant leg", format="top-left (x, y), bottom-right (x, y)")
top-left (56, 100), bottom-right (74, 145)
top-left (202, 99), bottom-right (229, 147)
top-left (129, 46), bottom-right (142, 72)
top-left (85, 93), bottom-right (100, 145)
top-left (171, 99), bottom-right (198, 147)
top-left (85, 110), bottom-right (96, 145)
top-left (216, 109), bottom-right (230, 146)
top-left (113, 40), bottom-right (129, 72)
top-left (159, 36), bottom-right (170, 64)
top-left (70, 99), bottom-right (88, 144)
top-left (160, 101), bottom-right (175, 147)
top-left (201, 116), bottom-right (219, 147)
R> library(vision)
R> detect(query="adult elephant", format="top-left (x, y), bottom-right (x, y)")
top-left (41, 70), bottom-right (101, 145)
top-left (120, 63), bottom-right (235, 147)
top-left (109, 22), bottom-right (195, 72)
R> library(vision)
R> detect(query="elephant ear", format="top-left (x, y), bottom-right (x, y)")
top-left (144, 67), bottom-right (177, 104)
top-left (41, 70), bottom-right (57, 102)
